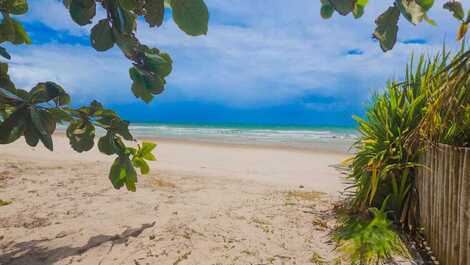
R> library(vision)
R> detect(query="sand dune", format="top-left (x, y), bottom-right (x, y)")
top-left (0, 135), bottom-right (349, 265)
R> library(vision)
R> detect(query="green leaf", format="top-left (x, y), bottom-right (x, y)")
top-left (30, 108), bottom-right (55, 151)
top-left (170, 0), bottom-right (209, 36)
top-left (119, 0), bottom-right (137, 10)
top-left (29, 82), bottom-right (70, 106)
top-left (0, 16), bottom-right (32, 45)
top-left (124, 157), bottom-right (137, 191)
top-left (0, 46), bottom-right (11, 60)
top-left (110, 118), bottom-right (133, 140)
top-left (24, 119), bottom-right (39, 147)
top-left (145, 0), bottom-right (165, 27)
top-left (0, 107), bottom-right (26, 144)
top-left (109, 157), bottom-right (126, 189)
top-left (320, 3), bottom-right (335, 19)
top-left (91, 19), bottom-right (115, 52)
top-left (129, 66), bottom-right (165, 98)
top-left (329, 0), bottom-right (355, 16)
top-left (109, 155), bottom-right (138, 191)
top-left (141, 142), bottom-right (157, 154)
top-left (353, 0), bottom-right (368, 18)
top-left (70, 0), bottom-right (96, 26)
top-left (133, 158), bottom-right (150, 175)
top-left (98, 132), bottom-right (120, 155)
top-left (144, 52), bottom-right (172, 77)
top-left (66, 120), bottom-right (95, 152)
top-left (131, 82), bottom-right (153, 103)
top-left (443, 1), bottom-right (464, 21)
top-left (373, 5), bottom-right (400, 52)
top-left (11, 18), bottom-right (31, 44)
top-left (353, 5), bottom-right (364, 18)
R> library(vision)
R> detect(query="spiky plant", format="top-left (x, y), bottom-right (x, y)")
top-left (408, 47), bottom-right (470, 148)
top-left (350, 51), bottom-right (449, 221)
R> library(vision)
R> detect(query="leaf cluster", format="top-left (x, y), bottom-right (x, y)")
top-left (0, 0), bottom-right (209, 191)
top-left (319, 0), bottom-right (468, 51)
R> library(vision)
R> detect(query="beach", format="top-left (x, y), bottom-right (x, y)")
top-left (0, 134), bottom-right (350, 265)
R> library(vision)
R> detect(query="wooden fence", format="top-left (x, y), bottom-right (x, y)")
top-left (416, 144), bottom-right (470, 265)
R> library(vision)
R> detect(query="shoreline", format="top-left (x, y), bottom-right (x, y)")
top-left (55, 131), bottom-right (354, 156)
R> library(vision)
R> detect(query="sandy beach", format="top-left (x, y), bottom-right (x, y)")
top-left (0, 135), bottom-right (349, 265)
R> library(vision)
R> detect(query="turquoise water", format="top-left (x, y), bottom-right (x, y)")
top-left (128, 122), bottom-right (358, 150)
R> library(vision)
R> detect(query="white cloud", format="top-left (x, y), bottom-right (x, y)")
top-left (10, 0), bottom-right (465, 108)
top-left (8, 44), bottom-right (131, 103)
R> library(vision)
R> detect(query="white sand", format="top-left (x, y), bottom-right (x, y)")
top-left (0, 135), bottom-right (350, 265)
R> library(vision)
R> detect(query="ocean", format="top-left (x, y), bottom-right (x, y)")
top-left (58, 122), bottom-right (358, 152)
top-left (128, 123), bottom-right (358, 152)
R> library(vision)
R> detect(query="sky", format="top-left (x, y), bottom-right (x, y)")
top-left (5, 0), bottom-right (463, 126)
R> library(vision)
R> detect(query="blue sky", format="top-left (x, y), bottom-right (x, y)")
top-left (6, 0), bottom-right (463, 126)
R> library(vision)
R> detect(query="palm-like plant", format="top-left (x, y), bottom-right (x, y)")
top-left (350, 51), bottom-right (450, 222)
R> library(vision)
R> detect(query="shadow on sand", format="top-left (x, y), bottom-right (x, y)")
top-left (0, 222), bottom-right (155, 265)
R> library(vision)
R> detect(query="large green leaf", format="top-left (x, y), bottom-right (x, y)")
top-left (145, 0), bottom-right (165, 27)
top-left (373, 5), bottom-right (400, 52)
top-left (170, 0), bottom-right (209, 36)
top-left (70, 0), bottom-right (96, 26)
top-left (30, 108), bottom-right (55, 151)
top-left (91, 19), bottom-right (115, 51)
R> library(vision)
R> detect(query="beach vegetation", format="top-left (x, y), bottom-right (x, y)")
top-left (0, 0), bottom-right (208, 191)
top-left (340, 46), bottom-right (470, 263)
top-left (334, 198), bottom-right (409, 264)
top-left (319, 0), bottom-right (470, 51)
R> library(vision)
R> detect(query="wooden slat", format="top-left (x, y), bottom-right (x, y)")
top-left (416, 144), bottom-right (470, 265)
